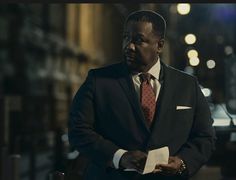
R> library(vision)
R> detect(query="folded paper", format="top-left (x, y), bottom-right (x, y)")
top-left (125, 146), bottom-right (169, 174)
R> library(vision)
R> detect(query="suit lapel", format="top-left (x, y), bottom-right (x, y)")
top-left (147, 63), bottom-right (178, 147)
top-left (156, 63), bottom-right (177, 123)
top-left (115, 62), bottom-right (150, 134)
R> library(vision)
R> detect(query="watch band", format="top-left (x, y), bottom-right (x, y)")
top-left (177, 159), bottom-right (187, 175)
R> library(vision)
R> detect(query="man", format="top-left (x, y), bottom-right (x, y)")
top-left (68, 10), bottom-right (216, 180)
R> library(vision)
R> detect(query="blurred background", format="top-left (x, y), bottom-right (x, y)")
top-left (0, 3), bottom-right (236, 180)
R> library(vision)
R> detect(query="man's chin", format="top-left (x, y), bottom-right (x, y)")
top-left (126, 61), bottom-right (141, 72)
top-left (126, 60), bottom-right (135, 66)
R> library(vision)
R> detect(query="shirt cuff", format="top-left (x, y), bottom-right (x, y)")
top-left (112, 149), bottom-right (127, 169)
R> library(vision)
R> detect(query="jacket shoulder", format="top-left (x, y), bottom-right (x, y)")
top-left (165, 64), bottom-right (197, 82)
top-left (89, 61), bottom-right (125, 77)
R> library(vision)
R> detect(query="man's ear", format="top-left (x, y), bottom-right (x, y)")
top-left (157, 39), bottom-right (165, 53)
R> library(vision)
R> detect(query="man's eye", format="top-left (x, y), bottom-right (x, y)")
top-left (135, 38), bottom-right (144, 44)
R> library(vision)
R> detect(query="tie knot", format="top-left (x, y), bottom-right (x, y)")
top-left (139, 73), bottom-right (151, 83)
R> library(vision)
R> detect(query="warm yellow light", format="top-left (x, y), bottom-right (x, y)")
top-left (177, 3), bottom-right (191, 15)
top-left (185, 34), bottom-right (196, 45)
top-left (189, 57), bottom-right (200, 66)
top-left (187, 49), bottom-right (198, 58)
top-left (206, 59), bottom-right (216, 69)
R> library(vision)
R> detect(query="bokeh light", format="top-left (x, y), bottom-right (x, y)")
top-left (187, 49), bottom-right (198, 59)
top-left (184, 66), bottom-right (194, 75)
top-left (177, 3), bottom-right (191, 15)
top-left (185, 34), bottom-right (196, 45)
top-left (189, 57), bottom-right (200, 66)
top-left (224, 46), bottom-right (234, 55)
top-left (206, 59), bottom-right (216, 69)
top-left (201, 88), bottom-right (212, 97)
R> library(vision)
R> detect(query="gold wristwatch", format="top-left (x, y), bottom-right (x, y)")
top-left (177, 159), bottom-right (187, 175)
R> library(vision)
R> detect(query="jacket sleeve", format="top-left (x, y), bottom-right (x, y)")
top-left (68, 70), bottom-right (120, 167)
top-left (176, 78), bottom-right (216, 177)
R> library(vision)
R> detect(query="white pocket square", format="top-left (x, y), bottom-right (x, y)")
top-left (176, 106), bottom-right (192, 110)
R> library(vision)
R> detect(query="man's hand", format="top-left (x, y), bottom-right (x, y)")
top-left (153, 156), bottom-right (183, 176)
top-left (119, 150), bottom-right (147, 171)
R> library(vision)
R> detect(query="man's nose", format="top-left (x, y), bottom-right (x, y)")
top-left (127, 42), bottom-right (135, 51)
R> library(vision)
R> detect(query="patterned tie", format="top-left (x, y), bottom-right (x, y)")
top-left (139, 73), bottom-right (156, 126)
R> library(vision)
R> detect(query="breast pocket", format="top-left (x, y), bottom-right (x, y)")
top-left (175, 108), bottom-right (194, 126)
top-left (172, 108), bottom-right (194, 142)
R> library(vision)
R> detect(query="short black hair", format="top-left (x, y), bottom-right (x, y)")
top-left (124, 10), bottom-right (166, 39)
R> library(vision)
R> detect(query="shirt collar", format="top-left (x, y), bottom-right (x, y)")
top-left (131, 57), bottom-right (161, 81)
top-left (147, 57), bottom-right (161, 80)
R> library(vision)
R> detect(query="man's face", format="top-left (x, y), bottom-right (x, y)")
top-left (123, 21), bottom-right (164, 73)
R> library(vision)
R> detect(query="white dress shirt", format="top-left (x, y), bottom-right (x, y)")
top-left (112, 59), bottom-right (162, 169)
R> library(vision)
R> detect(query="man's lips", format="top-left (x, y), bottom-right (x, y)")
top-left (125, 53), bottom-right (136, 61)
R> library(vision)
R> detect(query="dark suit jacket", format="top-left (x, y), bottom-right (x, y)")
top-left (68, 61), bottom-right (216, 180)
